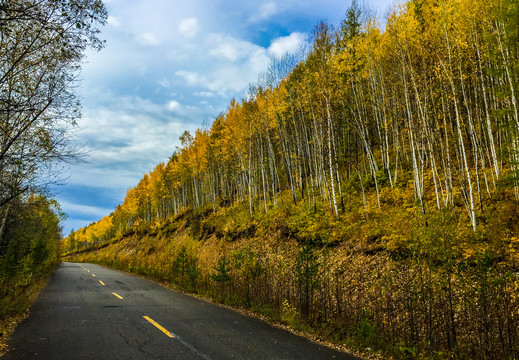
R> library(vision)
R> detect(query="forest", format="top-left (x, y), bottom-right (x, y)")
top-left (65, 0), bottom-right (519, 358)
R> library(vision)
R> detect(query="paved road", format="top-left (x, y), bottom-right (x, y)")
top-left (4, 262), bottom-right (359, 359)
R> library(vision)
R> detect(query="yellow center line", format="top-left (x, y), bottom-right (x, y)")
top-left (112, 292), bottom-right (124, 300)
top-left (99, 280), bottom-right (105, 286)
top-left (143, 316), bottom-right (174, 338)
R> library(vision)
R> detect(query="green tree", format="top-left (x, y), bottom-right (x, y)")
top-left (294, 243), bottom-right (320, 319)
top-left (211, 255), bottom-right (232, 283)
top-left (171, 247), bottom-right (200, 291)
top-left (0, 195), bottom-right (63, 280)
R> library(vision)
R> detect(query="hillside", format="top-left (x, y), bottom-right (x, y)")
top-left (68, 185), bottom-right (519, 359)
top-left (66, 0), bottom-right (519, 358)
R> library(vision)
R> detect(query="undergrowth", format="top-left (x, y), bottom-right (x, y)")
top-left (0, 262), bottom-right (59, 356)
top-left (66, 187), bottom-right (519, 359)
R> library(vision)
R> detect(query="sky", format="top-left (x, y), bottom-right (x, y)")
top-left (55, 0), bottom-right (396, 235)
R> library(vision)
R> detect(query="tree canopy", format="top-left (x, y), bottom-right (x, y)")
top-left (0, 0), bottom-right (107, 207)
top-left (0, 0), bottom-right (107, 287)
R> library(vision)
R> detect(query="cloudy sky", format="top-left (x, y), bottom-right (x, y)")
top-left (56, 0), bottom-right (396, 235)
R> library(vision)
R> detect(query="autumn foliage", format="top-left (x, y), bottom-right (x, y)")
top-left (67, 0), bottom-right (519, 358)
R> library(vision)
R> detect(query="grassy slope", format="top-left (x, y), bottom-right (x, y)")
top-left (0, 263), bottom-right (59, 357)
top-left (66, 183), bottom-right (519, 359)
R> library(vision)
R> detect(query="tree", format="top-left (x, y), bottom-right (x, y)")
top-left (0, 195), bottom-right (63, 279)
top-left (0, 0), bottom-right (107, 208)
top-left (295, 242), bottom-right (320, 319)
top-left (0, 0), bottom-right (106, 286)
top-left (171, 247), bottom-right (200, 291)
top-left (211, 255), bottom-right (232, 283)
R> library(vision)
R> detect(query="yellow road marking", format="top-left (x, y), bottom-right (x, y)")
top-left (143, 316), bottom-right (174, 338)
top-left (99, 280), bottom-right (105, 286)
top-left (112, 292), bottom-right (124, 300)
top-left (92, 274), bottom-right (96, 277)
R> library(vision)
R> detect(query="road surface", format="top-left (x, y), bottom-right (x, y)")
top-left (4, 262), bottom-right (359, 359)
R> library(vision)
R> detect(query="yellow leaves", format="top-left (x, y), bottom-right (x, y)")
top-left (382, 233), bottom-right (408, 252)
top-left (280, 299), bottom-right (298, 324)
top-left (96, 216), bottom-right (112, 234)
top-left (123, 187), bottom-right (140, 217)
top-left (507, 236), bottom-right (519, 263)
top-left (153, 218), bottom-right (162, 229)
top-left (462, 246), bottom-right (476, 261)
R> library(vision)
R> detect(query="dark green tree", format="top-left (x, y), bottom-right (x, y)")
top-left (211, 255), bottom-right (231, 283)
top-left (294, 243), bottom-right (320, 319)
top-left (0, 195), bottom-right (63, 281)
top-left (171, 247), bottom-right (200, 291)
top-left (341, 0), bottom-right (362, 42)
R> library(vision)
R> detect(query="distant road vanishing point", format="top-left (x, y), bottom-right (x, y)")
top-left (4, 262), bottom-right (359, 359)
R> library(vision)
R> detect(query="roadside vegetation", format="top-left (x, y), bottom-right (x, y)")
top-left (0, 196), bottom-right (63, 355)
top-left (68, 185), bottom-right (519, 359)
top-left (65, 0), bottom-right (519, 358)
top-left (0, 0), bottom-right (107, 354)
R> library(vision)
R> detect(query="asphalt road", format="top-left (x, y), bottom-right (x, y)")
top-left (4, 262), bottom-right (359, 359)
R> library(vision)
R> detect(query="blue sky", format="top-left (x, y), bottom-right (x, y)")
top-left (56, 0), bottom-right (396, 235)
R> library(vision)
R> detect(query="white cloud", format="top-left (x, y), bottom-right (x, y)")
top-left (206, 57), bottom-right (269, 94)
top-left (172, 34), bottom-right (272, 96)
top-left (250, 2), bottom-right (278, 23)
top-left (210, 44), bottom-right (239, 61)
top-left (72, 97), bottom-right (202, 192)
top-left (168, 100), bottom-right (180, 110)
top-left (59, 201), bottom-right (113, 218)
top-left (195, 91), bottom-right (216, 97)
top-left (268, 32), bottom-right (307, 58)
top-left (175, 70), bottom-right (206, 86)
top-left (137, 32), bottom-right (160, 46)
top-left (179, 18), bottom-right (199, 38)
top-left (208, 34), bottom-right (263, 62)
top-left (107, 16), bottom-right (121, 27)
top-left (158, 78), bottom-right (171, 88)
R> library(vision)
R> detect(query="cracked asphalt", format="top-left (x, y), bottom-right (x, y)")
top-left (3, 262), bottom-right (359, 359)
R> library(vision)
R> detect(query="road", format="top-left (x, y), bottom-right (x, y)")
top-left (3, 262), bottom-right (359, 359)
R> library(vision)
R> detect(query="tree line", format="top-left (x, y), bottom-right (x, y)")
top-left (0, 0), bottom-right (106, 298)
top-left (67, 0), bottom-right (519, 248)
